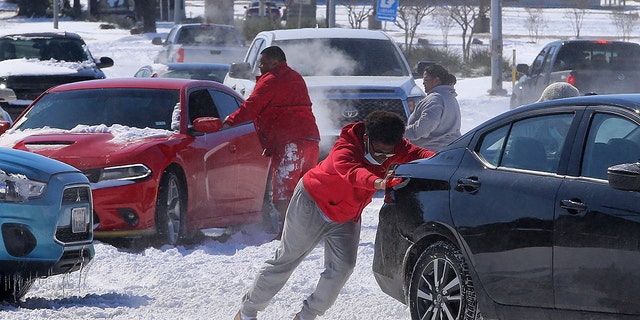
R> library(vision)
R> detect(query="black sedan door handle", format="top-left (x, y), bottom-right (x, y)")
top-left (455, 177), bottom-right (480, 194)
top-left (560, 199), bottom-right (587, 214)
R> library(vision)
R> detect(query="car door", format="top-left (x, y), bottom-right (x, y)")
top-left (519, 45), bottom-right (557, 105)
top-left (183, 88), bottom-right (238, 220)
top-left (554, 109), bottom-right (640, 316)
top-left (451, 111), bottom-right (577, 308)
top-left (208, 87), bottom-right (270, 215)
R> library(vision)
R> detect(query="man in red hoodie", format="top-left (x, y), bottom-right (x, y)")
top-left (234, 111), bottom-right (434, 320)
top-left (224, 46), bottom-right (320, 239)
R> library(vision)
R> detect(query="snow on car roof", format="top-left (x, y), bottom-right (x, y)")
top-left (266, 28), bottom-right (391, 41)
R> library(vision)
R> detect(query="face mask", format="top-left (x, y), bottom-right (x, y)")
top-left (365, 152), bottom-right (383, 165)
top-left (364, 136), bottom-right (384, 165)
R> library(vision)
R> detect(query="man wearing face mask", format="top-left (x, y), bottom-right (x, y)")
top-left (234, 111), bottom-right (433, 320)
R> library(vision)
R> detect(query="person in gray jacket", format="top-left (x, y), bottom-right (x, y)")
top-left (405, 64), bottom-right (461, 151)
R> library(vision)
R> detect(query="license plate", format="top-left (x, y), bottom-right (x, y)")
top-left (71, 207), bottom-right (87, 233)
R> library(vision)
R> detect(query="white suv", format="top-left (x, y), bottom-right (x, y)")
top-left (224, 28), bottom-right (425, 156)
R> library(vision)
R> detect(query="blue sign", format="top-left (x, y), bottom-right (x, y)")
top-left (376, 0), bottom-right (398, 22)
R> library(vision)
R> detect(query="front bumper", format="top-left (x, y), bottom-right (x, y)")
top-left (0, 172), bottom-right (94, 278)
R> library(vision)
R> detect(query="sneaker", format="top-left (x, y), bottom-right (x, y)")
top-left (234, 310), bottom-right (257, 320)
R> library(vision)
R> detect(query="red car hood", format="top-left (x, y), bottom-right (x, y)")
top-left (0, 131), bottom-right (173, 170)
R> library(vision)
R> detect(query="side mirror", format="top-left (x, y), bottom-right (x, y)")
top-left (516, 63), bottom-right (530, 75)
top-left (97, 56), bottom-right (114, 69)
top-left (228, 62), bottom-right (252, 80)
top-left (152, 37), bottom-right (164, 45)
top-left (192, 117), bottom-right (222, 133)
top-left (608, 162), bottom-right (640, 191)
top-left (0, 88), bottom-right (17, 103)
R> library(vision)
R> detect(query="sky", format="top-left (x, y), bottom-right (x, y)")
top-left (0, 1), bottom-right (634, 319)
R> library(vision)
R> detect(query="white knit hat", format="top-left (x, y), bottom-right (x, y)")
top-left (538, 82), bottom-right (580, 102)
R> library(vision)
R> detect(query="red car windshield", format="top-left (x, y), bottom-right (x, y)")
top-left (14, 88), bottom-right (181, 131)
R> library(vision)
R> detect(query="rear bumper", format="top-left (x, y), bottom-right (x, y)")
top-left (373, 203), bottom-right (410, 304)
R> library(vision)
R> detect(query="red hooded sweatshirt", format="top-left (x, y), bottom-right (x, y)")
top-left (224, 62), bottom-right (320, 154)
top-left (302, 122), bottom-right (434, 223)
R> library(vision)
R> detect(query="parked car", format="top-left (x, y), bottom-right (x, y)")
top-left (0, 32), bottom-right (114, 121)
top-left (244, 1), bottom-right (282, 20)
top-left (134, 63), bottom-right (230, 83)
top-left (152, 24), bottom-right (246, 64)
top-left (0, 78), bottom-right (271, 246)
top-left (511, 39), bottom-right (640, 108)
top-left (373, 94), bottom-right (640, 319)
top-left (224, 28), bottom-right (425, 158)
top-left (0, 147), bottom-right (94, 302)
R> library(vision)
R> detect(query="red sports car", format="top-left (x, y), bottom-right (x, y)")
top-left (0, 78), bottom-right (271, 245)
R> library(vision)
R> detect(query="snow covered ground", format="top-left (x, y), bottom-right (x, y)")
top-left (0, 2), bottom-right (635, 319)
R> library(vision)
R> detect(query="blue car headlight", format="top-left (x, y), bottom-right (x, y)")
top-left (0, 170), bottom-right (46, 202)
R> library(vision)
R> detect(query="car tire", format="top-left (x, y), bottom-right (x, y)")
top-left (155, 170), bottom-right (186, 246)
top-left (408, 241), bottom-right (480, 320)
top-left (0, 276), bottom-right (34, 302)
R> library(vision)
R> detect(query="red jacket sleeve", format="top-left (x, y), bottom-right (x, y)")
top-left (225, 74), bottom-right (276, 125)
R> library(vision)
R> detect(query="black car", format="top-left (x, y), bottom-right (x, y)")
top-left (373, 94), bottom-right (640, 320)
top-left (244, 1), bottom-right (282, 20)
top-left (0, 32), bottom-right (114, 120)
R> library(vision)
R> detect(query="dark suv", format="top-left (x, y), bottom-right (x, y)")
top-left (0, 32), bottom-right (114, 120)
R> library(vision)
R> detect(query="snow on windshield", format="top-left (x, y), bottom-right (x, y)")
top-left (2, 124), bottom-right (174, 148)
top-left (0, 58), bottom-right (93, 76)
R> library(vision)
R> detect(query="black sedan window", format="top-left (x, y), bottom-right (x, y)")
top-left (581, 113), bottom-right (640, 179)
top-left (478, 113), bottom-right (574, 173)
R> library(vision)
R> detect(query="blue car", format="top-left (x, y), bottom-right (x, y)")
top-left (0, 148), bottom-right (94, 302)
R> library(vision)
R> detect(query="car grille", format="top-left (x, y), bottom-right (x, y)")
top-left (7, 75), bottom-right (100, 100)
top-left (55, 186), bottom-right (93, 244)
top-left (61, 186), bottom-right (91, 204)
top-left (321, 98), bottom-right (407, 128)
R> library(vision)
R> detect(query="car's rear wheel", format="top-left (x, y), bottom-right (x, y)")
top-left (0, 276), bottom-right (34, 302)
top-left (408, 241), bottom-right (480, 320)
top-left (155, 170), bottom-right (186, 246)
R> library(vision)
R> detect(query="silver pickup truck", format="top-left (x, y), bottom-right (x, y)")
top-left (152, 23), bottom-right (246, 64)
top-left (511, 39), bottom-right (640, 108)
top-left (224, 28), bottom-right (425, 157)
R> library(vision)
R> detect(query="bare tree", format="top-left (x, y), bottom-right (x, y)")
top-left (525, 7), bottom-right (546, 43)
top-left (338, 0), bottom-right (372, 29)
top-left (393, 0), bottom-right (436, 52)
top-left (610, 10), bottom-right (639, 41)
top-left (434, 6), bottom-right (454, 48)
top-left (448, 0), bottom-right (486, 62)
top-left (135, 0), bottom-right (157, 33)
top-left (563, 0), bottom-right (590, 38)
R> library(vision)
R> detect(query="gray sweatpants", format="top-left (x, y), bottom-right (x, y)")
top-left (240, 180), bottom-right (361, 320)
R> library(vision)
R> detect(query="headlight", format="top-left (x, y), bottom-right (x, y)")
top-left (100, 164), bottom-right (151, 182)
top-left (0, 170), bottom-right (46, 202)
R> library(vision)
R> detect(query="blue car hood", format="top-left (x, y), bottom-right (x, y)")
top-left (0, 147), bottom-right (78, 181)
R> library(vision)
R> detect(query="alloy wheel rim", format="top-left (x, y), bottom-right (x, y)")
top-left (416, 258), bottom-right (462, 320)
top-left (165, 176), bottom-right (181, 244)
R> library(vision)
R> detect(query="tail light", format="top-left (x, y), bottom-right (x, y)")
top-left (567, 73), bottom-right (576, 86)
top-left (384, 177), bottom-right (409, 203)
top-left (177, 48), bottom-right (185, 62)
